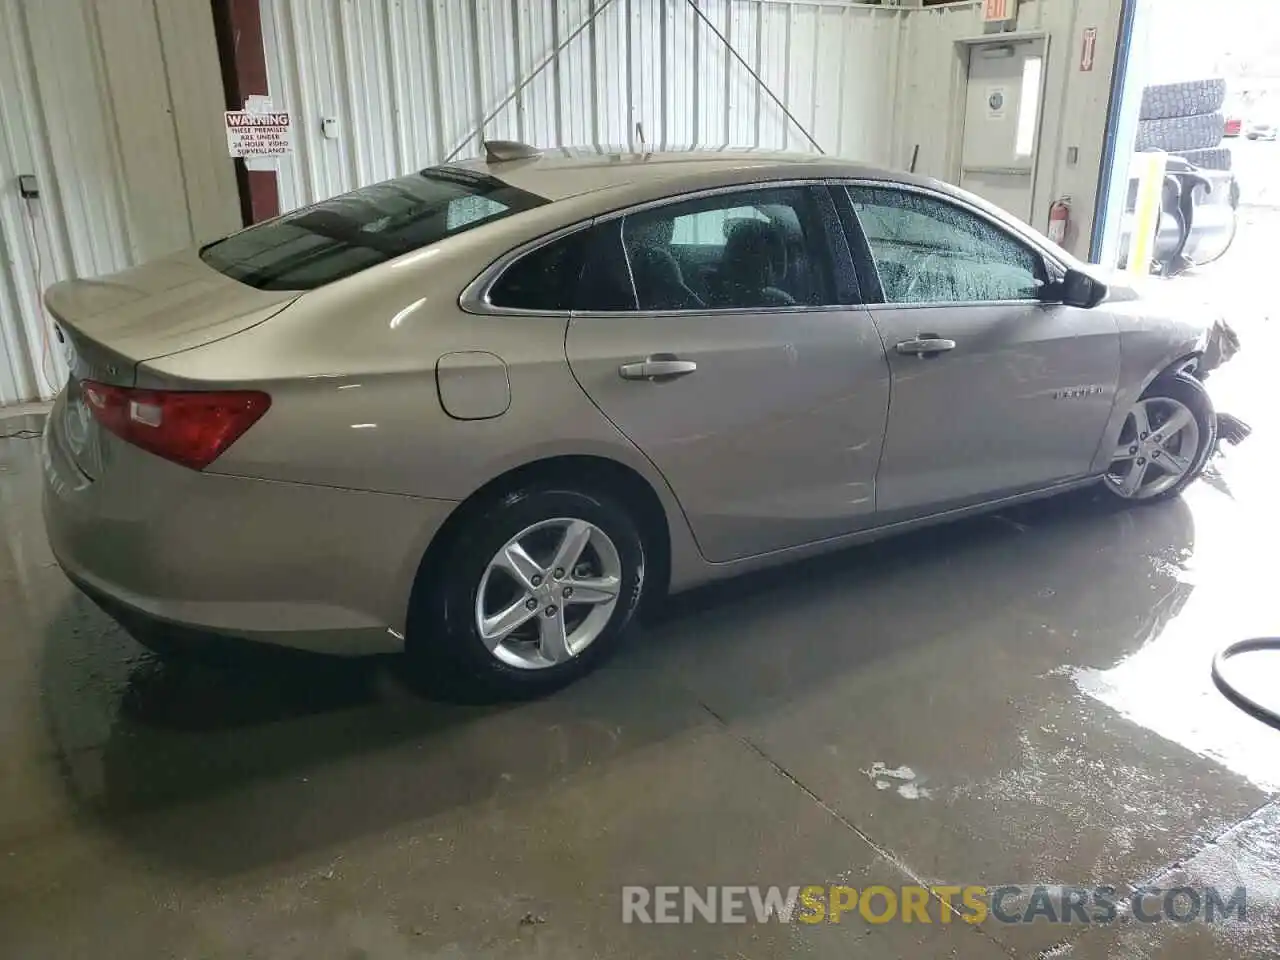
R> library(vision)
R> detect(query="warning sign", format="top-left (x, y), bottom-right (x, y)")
top-left (225, 110), bottom-right (293, 158)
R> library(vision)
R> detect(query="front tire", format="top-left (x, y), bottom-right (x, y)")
top-left (1103, 372), bottom-right (1216, 504)
top-left (408, 485), bottom-right (646, 699)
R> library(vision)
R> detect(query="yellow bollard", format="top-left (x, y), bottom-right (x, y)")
top-left (1128, 151), bottom-right (1167, 276)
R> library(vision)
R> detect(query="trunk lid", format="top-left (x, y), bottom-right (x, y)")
top-left (46, 247), bottom-right (299, 385)
top-left (45, 248), bottom-right (298, 478)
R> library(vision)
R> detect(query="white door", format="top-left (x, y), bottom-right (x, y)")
top-left (960, 39), bottom-right (1046, 223)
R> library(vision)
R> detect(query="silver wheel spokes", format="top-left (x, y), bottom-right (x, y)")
top-left (1106, 397), bottom-right (1200, 500)
top-left (475, 518), bottom-right (622, 670)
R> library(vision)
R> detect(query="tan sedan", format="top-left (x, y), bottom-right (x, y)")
top-left (43, 145), bottom-right (1224, 696)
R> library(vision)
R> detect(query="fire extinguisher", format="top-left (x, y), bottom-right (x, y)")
top-left (1048, 197), bottom-right (1071, 246)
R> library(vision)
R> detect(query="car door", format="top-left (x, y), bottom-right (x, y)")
top-left (564, 183), bottom-right (891, 563)
top-left (837, 183), bottom-right (1120, 520)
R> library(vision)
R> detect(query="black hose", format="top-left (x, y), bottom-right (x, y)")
top-left (1211, 638), bottom-right (1280, 731)
top-left (1198, 204), bottom-right (1239, 267)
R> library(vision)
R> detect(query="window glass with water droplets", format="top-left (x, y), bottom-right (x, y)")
top-left (849, 187), bottom-right (1044, 305)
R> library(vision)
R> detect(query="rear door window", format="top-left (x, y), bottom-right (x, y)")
top-left (201, 168), bottom-right (545, 291)
top-left (616, 188), bottom-right (836, 310)
top-left (483, 189), bottom-right (849, 315)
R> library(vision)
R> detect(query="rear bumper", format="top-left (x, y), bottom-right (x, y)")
top-left (58, 564), bottom-right (321, 661)
top-left (42, 394), bottom-right (457, 656)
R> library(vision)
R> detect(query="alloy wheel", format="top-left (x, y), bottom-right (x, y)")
top-left (474, 518), bottom-right (622, 669)
top-left (1105, 396), bottom-right (1201, 500)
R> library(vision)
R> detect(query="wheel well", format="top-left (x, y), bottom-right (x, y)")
top-left (409, 455), bottom-right (672, 624)
top-left (1145, 352), bottom-right (1202, 395)
top-left (1170, 352), bottom-right (1203, 380)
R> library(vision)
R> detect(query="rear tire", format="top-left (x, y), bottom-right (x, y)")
top-left (407, 485), bottom-right (646, 699)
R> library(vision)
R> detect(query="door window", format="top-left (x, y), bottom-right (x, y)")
top-left (617, 188), bottom-right (835, 310)
top-left (847, 187), bottom-right (1044, 304)
top-left (1015, 56), bottom-right (1044, 158)
top-left (483, 188), bottom-right (840, 314)
top-left (669, 206), bottom-right (770, 245)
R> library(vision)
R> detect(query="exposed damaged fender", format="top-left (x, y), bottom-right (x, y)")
top-left (1194, 318), bottom-right (1250, 452)
top-left (1195, 317), bottom-right (1241, 377)
top-left (1102, 272), bottom-right (1241, 380)
top-left (1088, 284), bottom-right (1247, 474)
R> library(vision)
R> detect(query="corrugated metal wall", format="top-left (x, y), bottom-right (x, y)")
top-left (0, 0), bottom-right (239, 405)
top-left (1, 0), bottom-right (1122, 405)
top-left (261, 0), bottom-right (907, 212)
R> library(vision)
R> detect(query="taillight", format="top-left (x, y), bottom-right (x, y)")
top-left (81, 381), bottom-right (270, 470)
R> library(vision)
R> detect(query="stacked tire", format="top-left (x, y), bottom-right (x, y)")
top-left (1171, 146), bottom-right (1232, 171)
top-left (1137, 78), bottom-right (1232, 170)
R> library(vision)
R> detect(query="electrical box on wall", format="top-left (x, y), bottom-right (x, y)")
top-left (17, 175), bottom-right (38, 199)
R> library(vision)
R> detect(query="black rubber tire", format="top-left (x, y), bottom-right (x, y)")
top-left (1107, 372), bottom-right (1217, 505)
top-left (1172, 147), bottom-right (1233, 171)
top-left (406, 485), bottom-right (646, 699)
top-left (1139, 79), bottom-right (1227, 121)
top-left (1135, 112), bottom-right (1226, 153)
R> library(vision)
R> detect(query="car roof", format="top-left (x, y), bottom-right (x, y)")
top-left (446, 144), bottom-right (1080, 272)
top-left (450, 145), bottom-right (910, 201)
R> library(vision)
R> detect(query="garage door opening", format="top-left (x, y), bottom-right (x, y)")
top-left (1095, 0), bottom-right (1280, 297)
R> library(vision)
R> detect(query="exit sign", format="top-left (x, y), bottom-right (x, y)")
top-left (983, 0), bottom-right (1018, 23)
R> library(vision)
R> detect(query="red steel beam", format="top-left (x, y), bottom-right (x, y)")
top-left (211, 0), bottom-right (280, 224)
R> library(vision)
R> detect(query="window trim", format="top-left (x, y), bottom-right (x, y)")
top-left (460, 179), bottom-right (861, 317)
top-left (833, 179), bottom-right (1067, 310)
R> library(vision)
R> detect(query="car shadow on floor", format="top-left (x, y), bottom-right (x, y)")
top-left (37, 486), bottom-right (1196, 878)
top-left (639, 488), bottom-right (1197, 696)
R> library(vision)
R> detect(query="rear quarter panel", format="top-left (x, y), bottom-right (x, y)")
top-left (140, 207), bottom-right (708, 589)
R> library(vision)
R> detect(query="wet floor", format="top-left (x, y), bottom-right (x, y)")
top-left (3, 220), bottom-right (1280, 958)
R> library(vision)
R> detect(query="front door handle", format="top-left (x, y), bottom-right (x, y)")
top-left (619, 354), bottom-right (698, 381)
top-left (895, 336), bottom-right (957, 357)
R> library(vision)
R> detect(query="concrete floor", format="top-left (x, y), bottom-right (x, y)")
top-left (1231, 137), bottom-right (1280, 208)
top-left (3, 218), bottom-right (1280, 959)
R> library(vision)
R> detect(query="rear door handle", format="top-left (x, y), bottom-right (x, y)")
top-left (618, 354), bottom-right (698, 381)
top-left (895, 337), bottom-right (957, 357)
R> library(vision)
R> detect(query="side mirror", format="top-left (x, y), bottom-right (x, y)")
top-left (1044, 268), bottom-right (1108, 309)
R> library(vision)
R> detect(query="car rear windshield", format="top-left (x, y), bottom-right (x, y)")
top-left (200, 168), bottom-right (546, 290)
